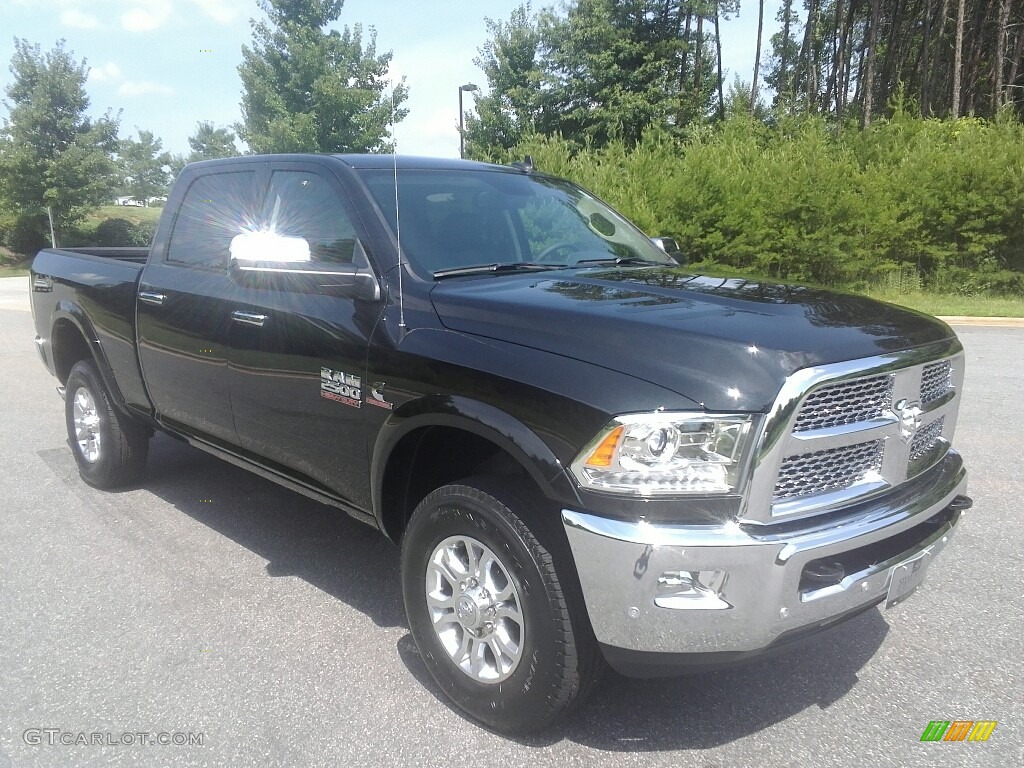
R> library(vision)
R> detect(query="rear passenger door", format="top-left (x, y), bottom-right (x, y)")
top-left (226, 162), bottom-right (382, 510)
top-left (137, 167), bottom-right (263, 446)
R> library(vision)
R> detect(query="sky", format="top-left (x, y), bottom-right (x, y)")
top-left (0, 0), bottom-right (784, 160)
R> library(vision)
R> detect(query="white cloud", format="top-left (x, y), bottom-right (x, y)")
top-left (121, 0), bottom-right (172, 32)
top-left (188, 0), bottom-right (243, 24)
top-left (118, 80), bottom-right (174, 96)
top-left (88, 62), bottom-right (122, 83)
top-left (60, 8), bottom-right (101, 29)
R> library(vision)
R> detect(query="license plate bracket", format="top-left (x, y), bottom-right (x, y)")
top-left (885, 549), bottom-right (932, 609)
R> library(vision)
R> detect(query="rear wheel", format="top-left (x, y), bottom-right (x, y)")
top-left (65, 359), bottom-right (149, 488)
top-left (401, 477), bottom-right (601, 733)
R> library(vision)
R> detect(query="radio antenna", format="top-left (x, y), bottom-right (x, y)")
top-left (392, 85), bottom-right (406, 329)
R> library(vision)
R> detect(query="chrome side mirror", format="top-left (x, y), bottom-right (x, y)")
top-left (230, 230), bottom-right (311, 264)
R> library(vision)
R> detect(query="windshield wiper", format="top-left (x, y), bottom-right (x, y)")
top-left (572, 256), bottom-right (662, 267)
top-left (433, 262), bottom-right (560, 279)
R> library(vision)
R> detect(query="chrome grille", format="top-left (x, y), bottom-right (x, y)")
top-left (793, 374), bottom-right (893, 432)
top-left (744, 343), bottom-right (965, 524)
top-left (921, 360), bottom-right (953, 405)
top-left (911, 417), bottom-right (946, 461)
top-left (773, 440), bottom-right (884, 501)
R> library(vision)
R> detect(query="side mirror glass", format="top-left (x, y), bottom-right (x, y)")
top-left (651, 236), bottom-right (686, 265)
top-left (589, 212), bottom-right (616, 237)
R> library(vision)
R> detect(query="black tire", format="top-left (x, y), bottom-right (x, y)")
top-left (401, 477), bottom-right (602, 733)
top-left (65, 359), bottom-right (149, 488)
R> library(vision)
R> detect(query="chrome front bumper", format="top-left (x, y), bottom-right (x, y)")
top-left (562, 452), bottom-right (967, 666)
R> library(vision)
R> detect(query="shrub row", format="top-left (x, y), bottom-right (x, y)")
top-left (512, 110), bottom-right (1024, 296)
top-left (0, 214), bottom-right (156, 254)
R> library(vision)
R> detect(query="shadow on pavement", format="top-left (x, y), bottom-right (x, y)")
top-left (41, 433), bottom-right (406, 630)
top-left (399, 605), bottom-right (888, 750)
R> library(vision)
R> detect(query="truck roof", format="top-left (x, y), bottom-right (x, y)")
top-left (181, 154), bottom-right (513, 174)
top-left (333, 154), bottom-right (506, 172)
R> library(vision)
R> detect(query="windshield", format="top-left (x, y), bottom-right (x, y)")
top-left (358, 168), bottom-right (674, 277)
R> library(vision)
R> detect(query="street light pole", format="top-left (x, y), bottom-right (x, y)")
top-left (458, 83), bottom-right (478, 159)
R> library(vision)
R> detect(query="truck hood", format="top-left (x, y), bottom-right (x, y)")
top-left (429, 267), bottom-right (955, 412)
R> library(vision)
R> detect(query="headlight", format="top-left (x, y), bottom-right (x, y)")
top-left (570, 413), bottom-right (757, 496)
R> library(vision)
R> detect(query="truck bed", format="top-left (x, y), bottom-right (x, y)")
top-left (31, 247), bottom-right (150, 414)
top-left (42, 246), bottom-right (150, 264)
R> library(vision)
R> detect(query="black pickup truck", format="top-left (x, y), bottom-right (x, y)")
top-left (31, 154), bottom-right (971, 732)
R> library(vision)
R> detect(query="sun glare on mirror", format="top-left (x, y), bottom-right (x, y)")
top-left (230, 230), bottom-right (311, 263)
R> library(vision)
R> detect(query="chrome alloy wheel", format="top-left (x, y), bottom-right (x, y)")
top-left (72, 387), bottom-right (102, 463)
top-left (426, 535), bottom-right (525, 683)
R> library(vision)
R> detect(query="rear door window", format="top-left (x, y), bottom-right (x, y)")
top-left (166, 170), bottom-right (259, 269)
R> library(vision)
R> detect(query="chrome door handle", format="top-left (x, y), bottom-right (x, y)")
top-left (231, 310), bottom-right (267, 328)
top-left (138, 291), bottom-right (166, 306)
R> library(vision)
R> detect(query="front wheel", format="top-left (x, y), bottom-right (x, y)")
top-left (65, 359), bottom-right (149, 488)
top-left (401, 478), bottom-right (600, 733)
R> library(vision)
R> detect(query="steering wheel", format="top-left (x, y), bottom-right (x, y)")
top-left (535, 241), bottom-right (582, 263)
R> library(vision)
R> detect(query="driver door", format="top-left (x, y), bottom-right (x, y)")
top-left (226, 162), bottom-right (382, 509)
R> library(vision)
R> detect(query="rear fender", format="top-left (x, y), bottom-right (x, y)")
top-left (51, 301), bottom-right (126, 409)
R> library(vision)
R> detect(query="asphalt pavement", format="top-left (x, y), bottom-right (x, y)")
top-left (1, 277), bottom-right (1022, 767)
top-left (0, 275), bottom-right (30, 312)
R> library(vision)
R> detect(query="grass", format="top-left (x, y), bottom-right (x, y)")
top-left (692, 261), bottom-right (1024, 317)
top-left (85, 204), bottom-right (163, 227)
top-left (862, 289), bottom-right (1024, 318)
top-left (0, 245), bottom-right (31, 277)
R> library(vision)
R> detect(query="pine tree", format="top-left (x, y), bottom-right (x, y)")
top-left (751, 0), bottom-right (765, 113)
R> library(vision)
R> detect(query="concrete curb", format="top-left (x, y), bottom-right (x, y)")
top-left (937, 316), bottom-right (1024, 328)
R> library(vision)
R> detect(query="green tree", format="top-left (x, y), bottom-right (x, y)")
top-left (237, 0), bottom-right (407, 153)
top-left (725, 75), bottom-right (768, 120)
top-left (0, 39), bottom-right (119, 252)
top-left (187, 121), bottom-right (239, 161)
top-left (464, 4), bottom-right (546, 160)
top-left (466, 1), bottom-right (721, 159)
top-left (119, 129), bottom-right (172, 204)
top-left (542, 0), bottom-right (685, 147)
top-left (168, 153), bottom-right (187, 180)
top-left (763, 0), bottom-right (801, 109)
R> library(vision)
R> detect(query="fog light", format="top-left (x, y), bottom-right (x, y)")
top-left (802, 561), bottom-right (845, 588)
top-left (654, 570), bottom-right (731, 610)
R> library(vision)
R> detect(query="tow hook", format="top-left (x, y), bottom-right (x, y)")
top-left (56, 385), bottom-right (66, 401)
top-left (949, 495), bottom-right (973, 512)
